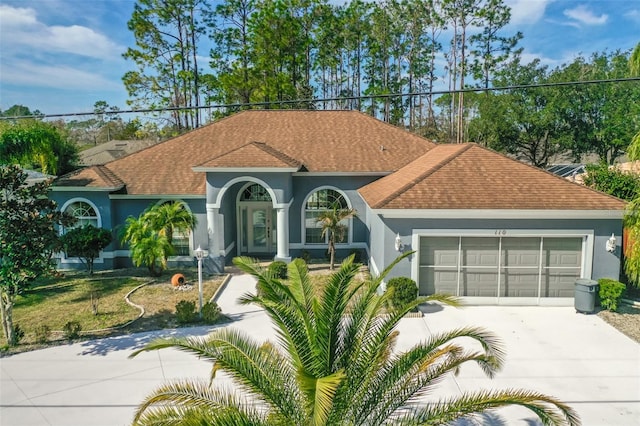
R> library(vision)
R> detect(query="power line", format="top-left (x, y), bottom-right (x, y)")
top-left (2, 77), bottom-right (639, 121)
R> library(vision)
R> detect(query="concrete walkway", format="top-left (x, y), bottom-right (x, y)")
top-left (1, 273), bottom-right (639, 425)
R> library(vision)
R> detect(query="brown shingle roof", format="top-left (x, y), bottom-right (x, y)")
top-left (59, 110), bottom-right (435, 195)
top-left (196, 141), bottom-right (303, 170)
top-left (359, 143), bottom-right (626, 210)
top-left (54, 165), bottom-right (125, 189)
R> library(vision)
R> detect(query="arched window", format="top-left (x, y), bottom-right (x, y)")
top-left (304, 188), bottom-right (350, 244)
top-left (240, 183), bottom-right (272, 201)
top-left (63, 200), bottom-right (99, 230)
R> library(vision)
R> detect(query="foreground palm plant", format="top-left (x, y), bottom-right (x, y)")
top-left (130, 253), bottom-right (580, 426)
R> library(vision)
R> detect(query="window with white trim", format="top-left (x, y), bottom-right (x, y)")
top-left (304, 189), bottom-right (350, 244)
top-left (64, 201), bottom-right (99, 230)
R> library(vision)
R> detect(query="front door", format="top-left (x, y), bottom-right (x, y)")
top-left (245, 203), bottom-right (276, 254)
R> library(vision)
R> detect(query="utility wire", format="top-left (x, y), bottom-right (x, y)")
top-left (2, 77), bottom-right (639, 121)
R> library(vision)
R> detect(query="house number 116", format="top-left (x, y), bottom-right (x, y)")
top-left (495, 230), bottom-right (507, 236)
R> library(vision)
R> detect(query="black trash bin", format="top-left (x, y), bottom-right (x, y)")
top-left (575, 278), bottom-right (599, 314)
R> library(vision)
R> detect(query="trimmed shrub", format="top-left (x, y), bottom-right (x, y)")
top-left (300, 250), bottom-right (311, 264)
top-left (63, 321), bottom-right (82, 340)
top-left (387, 276), bottom-right (418, 310)
top-left (599, 278), bottom-right (626, 312)
top-left (175, 300), bottom-right (197, 324)
top-left (34, 324), bottom-right (51, 344)
top-left (202, 301), bottom-right (222, 324)
top-left (268, 261), bottom-right (288, 279)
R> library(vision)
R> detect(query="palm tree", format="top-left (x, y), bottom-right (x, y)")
top-left (143, 201), bottom-right (197, 248)
top-left (121, 215), bottom-right (173, 277)
top-left (316, 201), bottom-right (357, 269)
top-left (130, 254), bottom-right (580, 426)
top-left (129, 232), bottom-right (173, 277)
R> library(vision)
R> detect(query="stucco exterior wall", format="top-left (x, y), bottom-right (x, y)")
top-left (367, 215), bottom-right (623, 286)
top-left (52, 191), bottom-right (207, 271)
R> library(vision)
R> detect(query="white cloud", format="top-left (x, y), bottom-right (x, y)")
top-left (0, 4), bottom-right (122, 59)
top-left (563, 5), bottom-right (608, 26)
top-left (0, 60), bottom-right (121, 91)
top-left (505, 0), bottom-right (555, 25)
top-left (625, 9), bottom-right (640, 23)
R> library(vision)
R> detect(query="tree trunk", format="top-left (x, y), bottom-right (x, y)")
top-left (329, 238), bottom-right (336, 270)
top-left (0, 291), bottom-right (15, 346)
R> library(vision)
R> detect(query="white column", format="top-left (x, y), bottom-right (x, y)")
top-left (206, 206), bottom-right (223, 257)
top-left (275, 207), bottom-right (291, 262)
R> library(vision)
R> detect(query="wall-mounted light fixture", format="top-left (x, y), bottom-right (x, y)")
top-left (606, 233), bottom-right (616, 253)
top-left (395, 233), bottom-right (404, 252)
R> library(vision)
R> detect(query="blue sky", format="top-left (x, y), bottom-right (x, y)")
top-left (0, 0), bottom-right (638, 117)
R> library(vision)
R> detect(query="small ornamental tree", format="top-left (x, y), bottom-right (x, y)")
top-left (60, 225), bottom-right (113, 275)
top-left (0, 165), bottom-right (74, 345)
top-left (121, 202), bottom-right (196, 276)
top-left (316, 202), bottom-right (357, 270)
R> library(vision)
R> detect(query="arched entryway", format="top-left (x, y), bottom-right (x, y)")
top-left (237, 183), bottom-right (277, 256)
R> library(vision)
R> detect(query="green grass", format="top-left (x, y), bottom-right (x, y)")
top-left (13, 275), bottom-right (144, 342)
top-left (7, 268), bottom-right (225, 350)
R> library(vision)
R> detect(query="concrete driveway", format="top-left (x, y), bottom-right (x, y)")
top-left (1, 274), bottom-right (638, 426)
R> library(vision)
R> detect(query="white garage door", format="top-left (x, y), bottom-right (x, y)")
top-left (419, 236), bottom-right (582, 298)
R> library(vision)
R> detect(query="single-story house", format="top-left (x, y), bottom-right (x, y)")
top-left (51, 110), bottom-right (625, 305)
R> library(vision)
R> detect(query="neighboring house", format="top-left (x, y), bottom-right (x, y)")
top-left (79, 139), bottom-right (161, 166)
top-left (546, 164), bottom-right (586, 183)
top-left (24, 169), bottom-right (55, 185)
top-left (51, 110), bottom-right (626, 305)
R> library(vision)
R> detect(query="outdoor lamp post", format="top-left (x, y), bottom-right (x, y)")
top-left (194, 245), bottom-right (208, 317)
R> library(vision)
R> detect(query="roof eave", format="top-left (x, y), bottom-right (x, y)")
top-left (192, 166), bottom-right (300, 173)
top-left (50, 185), bottom-right (124, 192)
top-left (373, 209), bottom-right (625, 220)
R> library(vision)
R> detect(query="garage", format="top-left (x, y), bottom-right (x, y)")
top-left (418, 235), bottom-right (584, 299)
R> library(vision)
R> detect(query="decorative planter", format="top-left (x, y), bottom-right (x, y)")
top-left (171, 273), bottom-right (186, 287)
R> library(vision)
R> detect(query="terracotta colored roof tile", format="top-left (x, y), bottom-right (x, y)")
top-left (54, 165), bottom-right (125, 189)
top-left (196, 141), bottom-right (302, 169)
top-left (359, 144), bottom-right (626, 211)
top-left (64, 110), bottom-right (435, 195)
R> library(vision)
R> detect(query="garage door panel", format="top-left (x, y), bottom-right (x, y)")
top-left (418, 267), bottom-right (435, 295)
top-left (462, 237), bottom-right (499, 266)
top-left (543, 270), bottom-right (580, 297)
top-left (419, 268), bottom-right (457, 295)
top-left (544, 238), bottom-right (582, 267)
top-left (503, 270), bottom-right (539, 297)
top-left (462, 269), bottom-right (498, 296)
top-left (420, 237), bottom-right (458, 265)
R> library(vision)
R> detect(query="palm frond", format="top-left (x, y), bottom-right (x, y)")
top-left (130, 329), bottom-right (302, 421)
top-left (298, 368), bottom-right (347, 426)
top-left (314, 257), bottom-right (361, 374)
top-left (400, 388), bottom-right (581, 426)
top-left (132, 380), bottom-right (268, 426)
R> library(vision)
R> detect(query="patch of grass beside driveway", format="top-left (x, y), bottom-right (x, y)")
top-left (3, 268), bottom-right (225, 355)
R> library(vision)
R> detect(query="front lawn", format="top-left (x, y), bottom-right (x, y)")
top-left (5, 268), bottom-right (225, 352)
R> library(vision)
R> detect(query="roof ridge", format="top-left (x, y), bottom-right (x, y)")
top-left (349, 109), bottom-right (437, 150)
top-left (374, 143), bottom-right (473, 208)
top-left (250, 141), bottom-right (302, 168)
top-left (94, 165), bottom-right (125, 187)
top-left (195, 141), bottom-right (254, 166)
